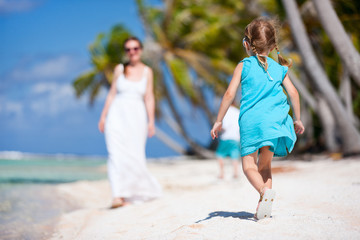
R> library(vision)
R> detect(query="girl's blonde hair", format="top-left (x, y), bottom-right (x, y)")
top-left (244, 17), bottom-right (292, 71)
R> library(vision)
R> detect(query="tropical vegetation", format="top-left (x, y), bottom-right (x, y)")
top-left (74, 0), bottom-right (360, 157)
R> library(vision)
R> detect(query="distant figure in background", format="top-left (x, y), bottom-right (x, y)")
top-left (98, 37), bottom-right (162, 208)
top-left (211, 18), bottom-right (305, 220)
top-left (215, 102), bottom-right (240, 179)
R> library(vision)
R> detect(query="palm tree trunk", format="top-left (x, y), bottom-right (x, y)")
top-left (288, 71), bottom-right (317, 110)
top-left (312, 0), bottom-right (360, 87)
top-left (300, 100), bottom-right (314, 151)
top-left (162, 115), bottom-right (183, 135)
top-left (289, 71), bottom-right (315, 150)
top-left (289, 71), bottom-right (342, 152)
top-left (339, 66), bottom-right (358, 127)
top-left (161, 73), bottom-right (215, 159)
top-left (195, 78), bottom-right (217, 126)
top-left (138, 1), bottom-right (215, 158)
top-left (316, 96), bottom-right (340, 152)
top-left (155, 127), bottom-right (187, 154)
top-left (281, 0), bottom-right (360, 155)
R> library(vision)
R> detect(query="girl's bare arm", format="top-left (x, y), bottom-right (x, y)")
top-left (282, 74), bottom-right (300, 121)
top-left (211, 63), bottom-right (243, 139)
top-left (282, 74), bottom-right (305, 134)
top-left (216, 63), bottom-right (243, 123)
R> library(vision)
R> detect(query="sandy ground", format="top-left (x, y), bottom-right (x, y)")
top-left (51, 157), bottom-right (360, 240)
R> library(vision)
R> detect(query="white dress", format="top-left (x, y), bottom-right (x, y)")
top-left (105, 65), bottom-right (162, 201)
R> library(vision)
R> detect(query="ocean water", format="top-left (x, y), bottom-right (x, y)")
top-left (0, 153), bottom-right (107, 240)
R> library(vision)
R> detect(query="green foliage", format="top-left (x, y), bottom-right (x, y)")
top-left (333, 0), bottom-right (360, 44)
top-left (164, 54), bottom-right (199, 103)
top-left (73, 71), bottom-right (96, 98)
top-left (73, 24), bottom-right (132, 105)
top-left (74, 0), bottom-right (360, 153)
top-left (138, 0), bottom-right (260, 100)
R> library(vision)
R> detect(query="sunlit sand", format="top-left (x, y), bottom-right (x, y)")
top-left (51, 156), bottom-right (360, 240)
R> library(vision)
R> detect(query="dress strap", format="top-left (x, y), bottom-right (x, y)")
top-left (115, 64), bottom-right (124, 78)
top-left (142, 66), bottom-right (149, 81)
top-left (119, 64), bottom-right (124, 74)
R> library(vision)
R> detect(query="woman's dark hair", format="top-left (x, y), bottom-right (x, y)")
top-left (123, 37), bottom-right (143, 75)
top-left (123, 36), bottom-right (143, 49)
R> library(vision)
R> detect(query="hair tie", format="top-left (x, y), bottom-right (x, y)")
top-left (277, 51), bottom-right (280, 54)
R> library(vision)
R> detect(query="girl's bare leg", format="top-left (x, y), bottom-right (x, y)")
top-left (258, 146), bottom-right (274, 190)
top-left (243, 146), bottom-right (274, 218)
top-left (242, 151), bottom-right (265, 194)
top-left (232, 160), bottom-right (239, 178)
top-left (217, 158), bottom-right (225, 179)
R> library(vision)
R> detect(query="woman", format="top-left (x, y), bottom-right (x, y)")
top-left (98, 37), bottom-right (162, 208)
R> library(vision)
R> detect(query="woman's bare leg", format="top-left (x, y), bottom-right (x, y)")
top-left (258, 146), bottom-right (274, 190)
top-left (242, 151), bottom-right (265, 194)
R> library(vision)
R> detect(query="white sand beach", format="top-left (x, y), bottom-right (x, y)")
top-left (51, 156), bottom-right (360, 240)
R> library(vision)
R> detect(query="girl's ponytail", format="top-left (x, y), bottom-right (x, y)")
top-left (251, 43), bottom-right (274, 81)
top-left (251, 44), bottom-right (268, 71)
top-left (275, 43), bottom-right (292, 68)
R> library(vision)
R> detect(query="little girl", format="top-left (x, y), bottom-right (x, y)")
top-left (211, 17), bottom-right (305, 220)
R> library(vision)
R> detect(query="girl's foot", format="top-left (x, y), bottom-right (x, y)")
top-left (254, 188), bottom-right (276, 220)
top-left (254, 187), bottom-right (266, 219)
top-left (110, 198), bottom-right (128, 209)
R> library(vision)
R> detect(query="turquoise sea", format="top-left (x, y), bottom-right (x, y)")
top-left (0, 152), bottom-right (108, 240)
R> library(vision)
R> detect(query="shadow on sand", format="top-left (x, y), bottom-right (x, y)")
top-left (195, 211), bottom-right (256, 223)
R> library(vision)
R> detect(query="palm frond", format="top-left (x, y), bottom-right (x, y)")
top-left (73, 71), bottom-right (97, 98)
top-left (89, 77), bottom-right (104, 105)
top-left (164, 52), bottom-right (200, 104)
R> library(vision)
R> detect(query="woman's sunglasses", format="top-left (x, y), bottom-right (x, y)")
top-left (125, 47), bottom-right (140, 53)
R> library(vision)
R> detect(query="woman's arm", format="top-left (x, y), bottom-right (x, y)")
top-left (282, 74), bottom-right (305, 134)
top-left (211, 63), bottom-right (243, 139)
top-left (98, 64), bottom-right (123, 133)
top-left (144, 67), bottom-right (156, 137)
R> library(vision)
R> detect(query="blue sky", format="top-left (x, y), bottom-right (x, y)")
top-left (0, 0), bottom-right (214, 158)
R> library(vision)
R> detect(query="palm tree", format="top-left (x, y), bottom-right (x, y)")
top-left (74, 0), bottom-right (360, 156)
top-left (136, 0), bottom-right (261, 157)
top-left (281, 0), bottom-right (360, 155)
top-left (73, 24), bottom-right (131, 104)
top-left (244, 0), bottom-right (360, 154)
top-left (312, 0), bottom-right (360, 87)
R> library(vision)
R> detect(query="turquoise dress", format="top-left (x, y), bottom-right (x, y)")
top-left (239, 56), bottom-right (296, 157)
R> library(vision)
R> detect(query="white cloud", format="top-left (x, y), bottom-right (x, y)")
top-left (31, 82), bottom-right (59, 94)
top-left (10, 55), bottom-right (79, 81)
top-left (0, 101), bottom-right (24, 116)
top-left (30, 82), bottom-right (82, 116)
top-left (0, 100), bottom-right (29, 130)
top-left (1, 79), bottom-right (106, 120)
top-left (0, 0), bottom-right (42, 13)
top-left (29, 81), bottom-right (107, 117)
